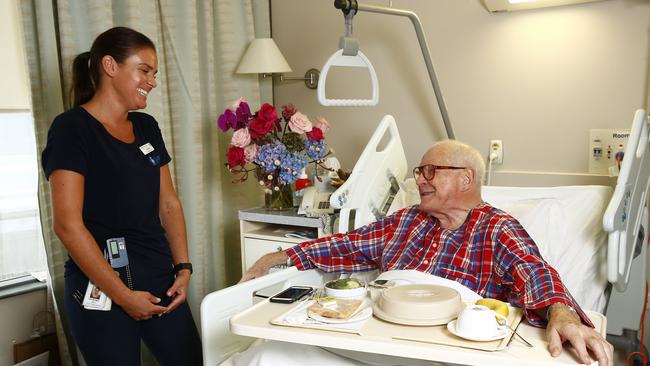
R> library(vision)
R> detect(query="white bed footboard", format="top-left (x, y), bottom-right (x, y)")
top-left (200, 268), bottom-right (329, 365)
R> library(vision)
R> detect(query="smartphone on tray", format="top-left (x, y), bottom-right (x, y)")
top-left (269, 286), bottom-right (313, 304)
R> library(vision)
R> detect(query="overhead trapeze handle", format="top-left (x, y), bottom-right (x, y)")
top-left (317, 49), bottom-right (379, 107)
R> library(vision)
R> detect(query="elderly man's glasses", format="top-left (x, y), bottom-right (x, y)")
top-left (413, 164), bottom-right (465, 181)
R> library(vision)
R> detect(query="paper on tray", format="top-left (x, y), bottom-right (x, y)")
top-left (270, 299), bottom-right (372, 334)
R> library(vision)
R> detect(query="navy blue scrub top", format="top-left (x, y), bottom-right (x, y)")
top-left (42, 106), bottom-right (173, 276)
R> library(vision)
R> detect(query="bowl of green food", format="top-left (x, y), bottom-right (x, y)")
top-left (324, 278), bottom-right (367, 299)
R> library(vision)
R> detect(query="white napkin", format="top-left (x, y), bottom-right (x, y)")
top-left (278, 299), bottom-right (370, 330)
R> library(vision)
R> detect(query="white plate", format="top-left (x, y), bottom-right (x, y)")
top-left (308, 305), bottom-right (373, 324)
top-left (446, 320), bottom-right (511, 342)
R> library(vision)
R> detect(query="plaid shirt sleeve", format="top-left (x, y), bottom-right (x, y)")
top-left (493, 217), bottom-right (594, 328)
top-left (285, 211), bottom-right (399, 273)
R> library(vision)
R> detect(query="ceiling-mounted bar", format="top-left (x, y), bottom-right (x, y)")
top-left (333, 0), bottom-right (455, 139)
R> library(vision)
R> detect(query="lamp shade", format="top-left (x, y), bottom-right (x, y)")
top-left (236, 38), bottom-right (292, 74)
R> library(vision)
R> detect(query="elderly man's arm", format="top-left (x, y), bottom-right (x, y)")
top-left (239, 208), bottom-right (404, 282)
top-left (494, 221), bottom-right (613, 365)
top-left (240, 251), bottom-right (289, 282)
top-left (542, 302), bottom-right (613, 366)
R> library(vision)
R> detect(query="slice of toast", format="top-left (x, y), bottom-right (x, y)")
top-left (308, 299), bottom-right (363, 319)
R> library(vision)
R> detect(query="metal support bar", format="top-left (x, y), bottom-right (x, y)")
top-left (334, 0), bottom-right (455, 139)
top-left (607, 330), bottom-right (649, 365)
top-left (262, 68), bottom-right (320, 89)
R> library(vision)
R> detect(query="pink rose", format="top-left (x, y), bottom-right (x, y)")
top-left (288, 112), bottom-right (313, 134)
top-left (227, 146), bottom-right (245, 168)
top-left (244, 143), bottom-right (259, 163)
top-left (231, 128), bottom-right (251, 147)
top-left (314, 116), bottom-right (331, 134)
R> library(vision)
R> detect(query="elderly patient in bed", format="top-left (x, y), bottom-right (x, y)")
top-left (241, 140), bottom-right (613, 366)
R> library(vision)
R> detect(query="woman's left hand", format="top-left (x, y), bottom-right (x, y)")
top-left (165, 270), bottom-right (191, 313)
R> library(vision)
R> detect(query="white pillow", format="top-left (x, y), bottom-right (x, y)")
top-left (483, 186), bottom-right (612, 312)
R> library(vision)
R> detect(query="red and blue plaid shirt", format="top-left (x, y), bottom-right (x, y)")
top-left (286, 203), bottom-right (592, 327)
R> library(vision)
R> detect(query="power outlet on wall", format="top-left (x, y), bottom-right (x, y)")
top-left (489, 140), bottom-right (504, 165)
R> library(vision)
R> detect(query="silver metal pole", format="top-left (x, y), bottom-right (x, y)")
top-left (353, 3), bottom-right (455, 139)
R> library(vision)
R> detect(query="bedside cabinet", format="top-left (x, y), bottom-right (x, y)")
top-left (238, 207), bottom-right (333, 271)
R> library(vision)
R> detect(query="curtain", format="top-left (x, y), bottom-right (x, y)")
top-left (20, 0), bottom-right (268, 364)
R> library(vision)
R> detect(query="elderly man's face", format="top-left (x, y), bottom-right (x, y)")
top-left (416, 147), bottom-right (466, 215)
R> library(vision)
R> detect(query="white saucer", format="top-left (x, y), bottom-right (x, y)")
top-left (308, 306), bottom-right (373, 324)
top-left (446, 320), bottom-right (511, 342)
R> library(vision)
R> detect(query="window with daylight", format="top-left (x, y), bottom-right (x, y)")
top-left (0, 0), bottom-right (47, 284)
top-left (0, 111), bottom-right (47, 283)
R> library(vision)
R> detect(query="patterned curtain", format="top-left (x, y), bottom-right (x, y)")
top-left (19, 0), bottom-right (267, 364)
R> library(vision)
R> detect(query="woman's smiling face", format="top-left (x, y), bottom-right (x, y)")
top-left (112, 47), bottom-right (158, 110)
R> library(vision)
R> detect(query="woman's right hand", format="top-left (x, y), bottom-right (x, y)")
top-left (118, 290), bottom-right (167, 320)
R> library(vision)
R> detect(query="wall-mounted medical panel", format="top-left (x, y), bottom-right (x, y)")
top-left (588, 129), bottom-right (630, 176)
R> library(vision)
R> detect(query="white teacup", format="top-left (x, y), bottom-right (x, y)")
top-left (455, 304), bottom-right (507, 339)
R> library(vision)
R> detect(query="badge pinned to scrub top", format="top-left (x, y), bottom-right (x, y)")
top-left (139, 142), bottom-right (161, 167)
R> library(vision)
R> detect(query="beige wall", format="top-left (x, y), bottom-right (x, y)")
top-left (271, 0), bottom-right (650, 358)
top-left (271, 0), bottom-right (650, 186)
top-left (0, 0), bottom-right (30, 110)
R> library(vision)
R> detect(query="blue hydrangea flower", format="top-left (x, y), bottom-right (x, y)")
top-left (255, 141), bottom-right (288, 173)
top-left (278, 152), bottom-right (308, 185)
top-left (304, 140), bottom-right (328, 160)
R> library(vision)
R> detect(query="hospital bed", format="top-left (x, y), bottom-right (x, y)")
top-left (201, 111), bottom-right (650, 365)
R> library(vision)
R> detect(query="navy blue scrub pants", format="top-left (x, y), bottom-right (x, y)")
top-left (64, 269), bottom-right (202, 366)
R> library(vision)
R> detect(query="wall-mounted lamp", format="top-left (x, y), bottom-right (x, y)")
top-left (235, 38), bottom-right (320, 89)
top-left (483, 0), bottom-right (604, 12)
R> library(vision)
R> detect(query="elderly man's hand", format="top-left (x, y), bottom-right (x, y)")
top-left (545, 303), bottom-right (613, 366)
top-left (239, 251), bottom-right (290, 283)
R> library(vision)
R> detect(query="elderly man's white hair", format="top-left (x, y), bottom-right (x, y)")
top-left (429, 140), bottom-right (485, 186)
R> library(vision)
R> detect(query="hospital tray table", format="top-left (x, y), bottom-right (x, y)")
top-left (230, 297), bottom-right (607, 366)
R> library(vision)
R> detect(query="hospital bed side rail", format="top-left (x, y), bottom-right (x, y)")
top-left (200, 267), bottom-right (328, 365)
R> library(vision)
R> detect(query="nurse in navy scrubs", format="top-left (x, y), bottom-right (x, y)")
top-left (42, 27), bottom-right (202, 365)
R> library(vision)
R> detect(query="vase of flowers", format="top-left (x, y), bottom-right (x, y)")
top-left (264, 185), bottom-right (294, 210)
top-left (217, 98), bottom-right (332, 210)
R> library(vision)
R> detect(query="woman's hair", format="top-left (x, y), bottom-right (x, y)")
top-left (70, 26), bottom-right (156, 106)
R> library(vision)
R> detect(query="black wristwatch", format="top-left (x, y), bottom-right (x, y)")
top-left (173, 262), bottom-right (193, 275)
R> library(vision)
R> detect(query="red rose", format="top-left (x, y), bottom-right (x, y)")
top-left (248, 117), bottom-right (275, 138)
top-left (282, 103), bottom-right (297, 120)
top-left (306, 127), bottom-right (324, 141)
top-left (227, 146), bottom-right (246, 168)
top-left (257, 103), bottom-right (278, 124)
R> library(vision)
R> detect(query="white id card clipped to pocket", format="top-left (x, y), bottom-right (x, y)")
top-left (82, 281), bottom-right (112, 311)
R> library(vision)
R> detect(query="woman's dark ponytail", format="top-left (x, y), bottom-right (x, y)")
top-left (71, 51), bottom-right (95, 106)
top-left (69, 27), bottom-right (155, 107)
